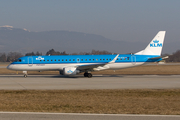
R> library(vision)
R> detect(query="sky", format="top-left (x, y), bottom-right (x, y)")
top-left (0, 0), bottom-right (180, 43)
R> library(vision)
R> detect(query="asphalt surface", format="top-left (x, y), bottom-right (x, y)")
top-left (0, 112), bottom-right (180, 120)
top-left (0, 73), bottom-right (180, 119)
top-left (0, 66), bottom-right (7, 68)
top-left (0, 75), bottom-right (180, 90)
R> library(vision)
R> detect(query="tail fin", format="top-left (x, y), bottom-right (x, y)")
top-left (135, 31), bottom-right (166, 55)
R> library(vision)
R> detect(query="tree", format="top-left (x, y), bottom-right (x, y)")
top-left (7, 52), bottom-right (23, 62)
top-left (25, 51), bottom-right (42, 56)
top-left (166, 50), bottom-right (180, 62)
top-left (61, 51), bottom-right (68, 55)
top-left (25, 52), bottom-right (35, 56)
top-left (35, 51), bottom-right (42, 56)
top-left (46, 49), bottom-right (68, 55)
top-left (46, 49), bottom-right (56, 55)
top-left (91, 49), bottom-right (112, 55)
top-left (0, 53), bottom-right (7, 62)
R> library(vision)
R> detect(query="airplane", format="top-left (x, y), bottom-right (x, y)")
top-left (7, 31), bottom-right (166, 78)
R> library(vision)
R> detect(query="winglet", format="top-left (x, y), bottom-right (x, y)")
top-left (108, 54), bottom-right (119, 64)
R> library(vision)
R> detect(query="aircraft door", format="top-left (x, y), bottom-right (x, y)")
top-left (28, 57), bottom-right (33, 66)
top-left (131, 55), bottom-right (136, 65)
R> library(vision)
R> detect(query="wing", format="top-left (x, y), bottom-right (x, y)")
top-left (77, 63), bottom-right (106, 71)
top-left (148, 55), bottom-right (168, 60)
top-left (76, 54), bottom-right (119, 71)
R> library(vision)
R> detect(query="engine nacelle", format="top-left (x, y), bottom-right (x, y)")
top-left (60, 67), bottom-right (80, 75)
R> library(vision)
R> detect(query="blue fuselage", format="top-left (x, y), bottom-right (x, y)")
top-left (7, 54), bottom-right (161, 71)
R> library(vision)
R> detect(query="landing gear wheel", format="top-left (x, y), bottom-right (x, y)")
top-left (87, 73), bottom-right (92, 78)
top-left (84, 73), bottom-right (92, 78)
top-left (24, 74), bottom-right (27, 78)
top-left (23, 71), bottom-right (28, 78)
top-left (84, 73), bottom-right (88, 77)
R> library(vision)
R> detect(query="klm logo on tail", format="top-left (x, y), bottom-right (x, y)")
top-left (150, 40), bottom-right (162, 47)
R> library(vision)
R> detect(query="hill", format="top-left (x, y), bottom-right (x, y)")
top-left (0, 26), bottom-right (178, 54)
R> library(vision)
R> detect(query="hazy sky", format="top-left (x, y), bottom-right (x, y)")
top-left (0, 0), bottom-right (180, 42)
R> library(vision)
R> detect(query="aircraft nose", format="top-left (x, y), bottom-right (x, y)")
top-left (7, 64), bottom-right (13, 70)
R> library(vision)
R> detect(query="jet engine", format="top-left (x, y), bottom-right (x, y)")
top-left (59, 67), bottom-right (80, 75)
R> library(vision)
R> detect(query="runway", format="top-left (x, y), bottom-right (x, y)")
top-left (0, 112), bottom-right (180, 120)
top-left (0, 75), bottom-right (180, 90)
top-left (1, 75), bottom-right (180, 119)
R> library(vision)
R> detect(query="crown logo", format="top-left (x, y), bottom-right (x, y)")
top-left (153, 40), bottom-right (159, 43)
top-left (67, 70), bottom-right (73, 73)
top-left (36, 56), bottom-right (44, 60)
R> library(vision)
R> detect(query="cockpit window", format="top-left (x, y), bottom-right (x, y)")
top-left (18, 59), bottom-right (22, 62)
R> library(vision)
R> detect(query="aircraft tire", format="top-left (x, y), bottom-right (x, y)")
top-left (84, 73), bottom-right (88, 77)
top-left (87, 73), bottom-right (92, 78)
top-left (24, 74), bottom-right (27, 78)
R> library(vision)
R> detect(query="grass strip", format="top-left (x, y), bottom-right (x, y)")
top-left (0, 89), bottom-right (180, 115)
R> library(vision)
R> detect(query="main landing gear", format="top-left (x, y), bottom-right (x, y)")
top-left (84, 72), bottom-right (92, 78)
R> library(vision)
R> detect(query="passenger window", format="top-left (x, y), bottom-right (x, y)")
top-left (81, 59), bottom-right (83, 61)
top-left (69, 59), bottom-right (71, 61)
top-left (73, 59), bottom-right (75, 61)
top-left (100, 59), bottom-right (102, 61)
top-left (103, 59), bottom-right (105, 60)
top-left (18, 59), bottom-right (21, 62)
top-left (89, 59), bottom-right (91, 61)
top-left (58, 59), bottom-right (60, 61)
top-left (44, 60), bottom-right (45, 61)
top-left (55, 60), bottom-right (56, 61)
top-left (106, 59), bottom-right (108, 60)
top-left (85, 59), bottom-right (87, 61)
top-left (47, 60), bottom-right (49, 61)
top-left (62, 59), bottom-right (64, 61)
top-left (66, 59), bottom-right (67, 61)
top-left (96, 59), bottom-right (98, 61)
top-left (110, 59), bottom-right (111, 60)
top-left (93, 59), bottom-right (94, 61)
top-left (127, 57), bottom-right (129, 60)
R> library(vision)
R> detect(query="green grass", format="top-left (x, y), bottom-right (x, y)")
top-left (0, 89), bottom-right (180, 115)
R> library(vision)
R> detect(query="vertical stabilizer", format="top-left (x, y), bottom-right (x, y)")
top-left (135, 31), bottom-right (166, 55)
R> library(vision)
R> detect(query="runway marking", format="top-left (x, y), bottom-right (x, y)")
top-left (0, 112), bottom-right (180, 117)
top-left (9, 77), bottom-right (27, 89)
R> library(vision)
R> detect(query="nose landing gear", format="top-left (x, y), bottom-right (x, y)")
top-left (24, 74), bottom-right (27, 78)
top-left (23, 71), bottom-right (28, 78)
